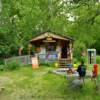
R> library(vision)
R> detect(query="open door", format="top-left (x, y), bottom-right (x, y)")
top-left (61, 45), bottom-right (68, 58)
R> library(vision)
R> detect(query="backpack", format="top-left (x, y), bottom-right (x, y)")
top-left (77, 65), bottom-right (86, 77)
top-left (80, 65), bottom-right (86, 77)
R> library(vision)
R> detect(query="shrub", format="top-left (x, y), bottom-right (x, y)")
top-left (40, 62), bottom-right (50, 67)
top-left (73, 58), bottom-right (78, 63)
top-left (6, 60), bottom-right (21, 70)
top-left (0, 59), bottom-right (4, 65)
top-left (39, 61), bottom-right (55, 67)
top-left (0, 65), bottom-right (5, 71)
top-left (96, 56), bottom-right (100, 64)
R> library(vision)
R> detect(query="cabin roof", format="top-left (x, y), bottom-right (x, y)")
top-left (30, 31), bottom-right (74, 43)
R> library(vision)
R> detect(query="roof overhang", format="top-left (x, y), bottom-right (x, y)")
top-left (30, 32), bottom-right (74, 43)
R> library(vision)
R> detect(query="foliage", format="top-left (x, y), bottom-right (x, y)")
top-left (96, 56), bottom-right (100, 64)
top-left (0, 59), bottom-right (4, 65)
top-left (39, 61), bottom-right (55, 67)
top-left (0, 0), bottom-right (100, 57)
top-left (0, 65), bottom-right (5, 71)
top-left (5, 60), bottom-right (21, 70)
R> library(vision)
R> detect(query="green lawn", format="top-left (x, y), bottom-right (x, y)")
top-left (0, 66), bottom-right (100, 100)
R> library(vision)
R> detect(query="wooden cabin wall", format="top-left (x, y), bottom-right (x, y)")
top-left (30, 39), bottom-right (73, 60)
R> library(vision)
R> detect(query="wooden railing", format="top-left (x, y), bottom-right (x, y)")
top-left (4, 53), bottom-right (59, 65)
top-left (38, 52), bottom-right (58, 62)
top-left (58, 58), bottom-right (73, 67)
top-left (5, 55), bottom-right (31, 65)
top-left (4, 53), bottom-right (73, 67)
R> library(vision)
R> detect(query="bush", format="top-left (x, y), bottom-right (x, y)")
top-left (39, 61), bottom-right (55, 67)
top-left (6, 60), bottom-right (21, 70)
top-left (73, 58), bottom-right (79, 63)
top-left (0, 65), bottom-right (5, 71)
top-left (0, 59), bottom-right (4, 65)
top-left (96, 56), bottom-right (100, 64)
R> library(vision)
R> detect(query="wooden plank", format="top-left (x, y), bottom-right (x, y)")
top-left (58, 58), bottom-right (73, 67)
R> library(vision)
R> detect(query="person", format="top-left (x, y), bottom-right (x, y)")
top-left (92, 64), bottom-right (98, 78)
top-left (77, 61), bottom-right (86, 79)
top-left (91, 64), bottom-right (98, 86)
top-left (30, 51), bottom-right (35, 58)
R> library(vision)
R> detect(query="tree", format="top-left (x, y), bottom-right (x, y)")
top-left (0, 0), bottom-right (100, 57)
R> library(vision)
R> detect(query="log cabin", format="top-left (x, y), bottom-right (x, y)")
top-left (29, 31), bottom-right (74, 67)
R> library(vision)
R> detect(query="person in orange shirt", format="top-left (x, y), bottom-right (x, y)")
top-left (92, 64), bottom-right (98, 78)
top-left (91, 64), bottom-right (98, 86)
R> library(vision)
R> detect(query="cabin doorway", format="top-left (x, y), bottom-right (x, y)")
top-left (45, 43), bottom-right (56, 52)
top-left (61, 45), bottom-right (67, 58)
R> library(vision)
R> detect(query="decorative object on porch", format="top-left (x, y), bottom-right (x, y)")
top-left (29, 31), bottom-right (74, 67)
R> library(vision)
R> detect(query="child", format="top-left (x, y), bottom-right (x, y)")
top-left (77, 61), bottom-right (86, 79)
top-left (91, 64), bottom-right (98, 87)
top-left (92, 64), bottom-right (98, 78)
top-left (77, 61), bottom-right (87, 85)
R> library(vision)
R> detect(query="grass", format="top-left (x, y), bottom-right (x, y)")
top-left (0, 65), bottom-right (100, 100)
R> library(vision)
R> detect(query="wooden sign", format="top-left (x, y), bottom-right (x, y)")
top-left (31, 57), bottom-right (39, 69)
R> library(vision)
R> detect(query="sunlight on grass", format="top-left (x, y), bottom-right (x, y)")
top-left (0, 66), bottom-right (100, 100)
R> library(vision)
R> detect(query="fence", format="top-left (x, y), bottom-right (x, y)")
top-left (5, 55), bottom-right (31, 65)
top-left (4, 53), bottom-right (59, 65)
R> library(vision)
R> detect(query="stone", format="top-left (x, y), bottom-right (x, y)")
top-left (70, 79), bottom-right (83, 89)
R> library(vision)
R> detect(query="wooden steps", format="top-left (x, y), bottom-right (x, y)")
top-left (58, 58), bottom-right (72, 68)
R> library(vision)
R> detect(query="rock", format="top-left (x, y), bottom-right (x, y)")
top-left (70, 79), bottom-right (83, 89)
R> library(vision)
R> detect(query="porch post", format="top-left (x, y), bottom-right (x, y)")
top-left (69, 42), bottom-right (73, 60)
top-left (28, 43), bottom-right (32, 55)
